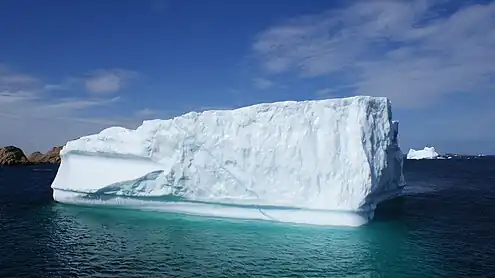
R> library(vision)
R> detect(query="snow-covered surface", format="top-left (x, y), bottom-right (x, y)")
top-left (51, 96), bottom-right (405, 227)
top-left (406, 147), bottom-right (439, 160)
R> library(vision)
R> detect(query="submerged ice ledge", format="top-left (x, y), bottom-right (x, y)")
top-left (51, 96), bottom-right (406, 227)
top-left (52, 188), bottom-right (403, 227)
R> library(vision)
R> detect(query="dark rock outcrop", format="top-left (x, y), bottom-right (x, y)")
top-left (27, 151), bottom-right (44, 162)
top-left (29, 146), bottom-right (62, 164)
top-left (1, 146), bottom-right (63, 165)
top-left (0, 146), bottom-right (30, 165)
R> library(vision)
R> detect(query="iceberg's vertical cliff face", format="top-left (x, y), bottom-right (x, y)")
top-left (51, 96), bottom-right (405, 227)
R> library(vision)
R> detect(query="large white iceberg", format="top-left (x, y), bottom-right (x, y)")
top-left (51, 96), bottom-right (405, 227)
top-left (406, 147), bottom-right (439, 160)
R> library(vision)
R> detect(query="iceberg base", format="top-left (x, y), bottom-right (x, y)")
top-left (53, 188), bottom-right (403, 227)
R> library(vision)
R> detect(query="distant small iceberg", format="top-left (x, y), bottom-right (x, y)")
top-left (406, 147), bottom-right (439, 160)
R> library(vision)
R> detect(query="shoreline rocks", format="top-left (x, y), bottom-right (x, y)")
top-left (0, 146), bottom-right (62, 165)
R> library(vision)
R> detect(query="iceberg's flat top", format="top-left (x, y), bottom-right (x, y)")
top-left (407, 147), bottom-right (439, 160)
top-left (51, 96), bottom-right (405, 227)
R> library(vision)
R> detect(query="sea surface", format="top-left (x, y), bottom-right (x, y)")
top-left (1, 158), bottom-right (494, 277)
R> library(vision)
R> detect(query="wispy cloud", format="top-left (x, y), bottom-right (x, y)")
top-left (315, 88), bottom-right (336, 96)
top-left (0, 91), bottom-right (37, 104)
top-left (39, 96), bottom-right (120, 111)
top-left (84, 69), bottom-right (137, 94)
top-left (0, 66), bottom-right (40, 92)
top-left (253, 0), bottom-right (495, 107)
top-left (44, 77), bottom-right (78, 91)
top-left (0, 71), bottom-right (120, 120)
top-left (0, 67), bottom-right (145, 152)
top-left (44, 69), bottom-right (137, 94)
top-left (252, 77), bottom-right (275, 90)
top-left (135, 108), bottom-right (163, 119)
top-left (0, 74), bottom-right (38, 85)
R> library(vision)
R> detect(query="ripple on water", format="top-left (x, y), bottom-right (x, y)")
top-left (0, 203), bottom-right (429, 277)
top-left (2, 161), bottom-right (495, 277)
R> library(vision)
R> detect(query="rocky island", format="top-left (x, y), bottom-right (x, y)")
top-left (0, 146), bottom-right (62, 165)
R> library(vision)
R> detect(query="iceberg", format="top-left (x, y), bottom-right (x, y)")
top-left (51, 96), bottom-right (406, 227)
top-left (406, 147), bottom-right (439, 160)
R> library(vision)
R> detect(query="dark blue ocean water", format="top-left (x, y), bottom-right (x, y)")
top-left (1, 158), bottom-right (495, 277)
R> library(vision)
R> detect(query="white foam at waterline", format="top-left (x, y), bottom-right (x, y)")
top-left (53, 189), bottom-right (371, 227)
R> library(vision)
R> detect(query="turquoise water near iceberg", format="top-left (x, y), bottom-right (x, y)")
top-left (1, 159), bottom-right (495, 277)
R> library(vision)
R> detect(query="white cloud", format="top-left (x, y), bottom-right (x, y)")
top-left (85, 69), bottom-right (137, 94)
top-left (252, 77), bottom-right (274, 90)
top-left (46, 69), bottom-right (137, 94)
top-left (253, 0), bottom-right (495, 107)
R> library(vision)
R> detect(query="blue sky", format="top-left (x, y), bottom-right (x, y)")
top-left (0, 0), bottom-right (494, 154)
